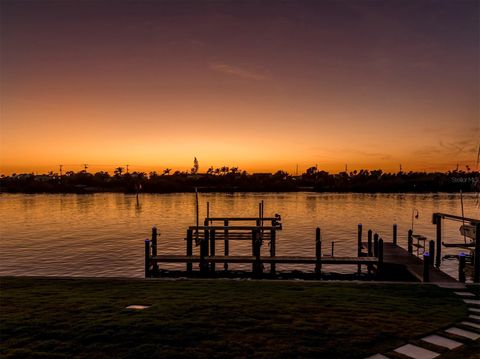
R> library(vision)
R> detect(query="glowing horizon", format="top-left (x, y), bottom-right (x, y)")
top-left (1, 0), bottom-right (478, 176)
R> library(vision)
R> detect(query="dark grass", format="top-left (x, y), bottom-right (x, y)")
top-left (0, 277), bottom-right (467, 359)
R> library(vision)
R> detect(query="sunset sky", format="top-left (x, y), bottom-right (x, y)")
top-left (1, 0), bottom-right (478, 175)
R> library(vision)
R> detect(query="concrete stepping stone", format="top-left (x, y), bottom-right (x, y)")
top-left (463, 299), bottom-right (480, 305)
top-left (445, 327), bottom-right (480, 340)
top-left (435, 283), bottom-right (466, 289)
top-left (421, 334), bottom-right (462, 349)
top-left (394, 344), bottom-right (439, 359)
top-left (125, 305), bottom-right (150, 310)
top-left (460, 321), bottom-right (480, 329)
top-left (469, 307), bottom-right (480, 313)
top-left (365, 354), bottom-right (390, 359)
top-left (454, 291), bottom-right (476, 297)
top-left (469, 314), bottom-right (480, 320)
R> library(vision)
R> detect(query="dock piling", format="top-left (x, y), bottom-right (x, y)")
top-left (423, 252), bottom-right (430, 282)
top-left (459, 253), bottom-right (466, 283)
top-left (475, 223), bottom-right (480, 283)
top-left (408, 229), bottom-right (413, 254)
top-left (270, 226), bottom-right (276, 274)
top-left (186, 229), bottom-right (193, 273)
top-left (144, 239), bottom-right (150, 278)
top-left (151, 227), bottom-right (159, 275)
top-left (373, 233), bottom-right (379, 257)
top-left (357, 224), bottom-right (362, 274)
top-left (252, 229), bottom-right (262, 277)
top-left (210, 229), bottom-right (216, 272)
top-left (428, 240), bottom-right (435, 267)
top-left (224, 220), bottom-right (229, 270)
top-left (433, 214), bottom-right (442, 267)
top-left (393, 224), bottom-right (397, 245)
top-left (200, 229), bottom-right (209, 273)
top-left (367, 230), bottom-right (373, 256)
top-left (315, 227), bottom-right (322, 277)
top-left (378, 238), bottom-right (384, 268)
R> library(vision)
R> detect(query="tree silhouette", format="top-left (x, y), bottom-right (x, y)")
top-left (114, 167), bottom-right (124, 177)
top-left (191, 157), bottom-right (199, 174)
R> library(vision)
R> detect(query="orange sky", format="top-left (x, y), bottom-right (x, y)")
top-left (1, 0), bottom-right (479, 175)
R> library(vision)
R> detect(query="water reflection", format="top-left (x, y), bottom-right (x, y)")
top-left (0, 192), bottom-right (478, 279)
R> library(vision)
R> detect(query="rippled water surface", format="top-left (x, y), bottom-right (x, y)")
top-left (0, 193), bottom-right (478, 279)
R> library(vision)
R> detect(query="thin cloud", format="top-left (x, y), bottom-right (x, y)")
top-left (210, 63), bottom-right (268, 81)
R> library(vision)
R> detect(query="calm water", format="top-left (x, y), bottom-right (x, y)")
top-left (0, 193), bottom-right (478, 280)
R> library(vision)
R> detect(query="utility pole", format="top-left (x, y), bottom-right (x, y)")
top-left (59, 164), bottom-right (63, 176)
top-left (83, 164), bottom-right (88, 172)
top-left (126, 164), bottom-right (129, 174)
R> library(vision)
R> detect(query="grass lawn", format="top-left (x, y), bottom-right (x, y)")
top-left (0, 277), bottom-right (468, 359)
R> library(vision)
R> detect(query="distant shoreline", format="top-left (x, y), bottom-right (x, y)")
top-left (1, 170), bottom-right (478, 194)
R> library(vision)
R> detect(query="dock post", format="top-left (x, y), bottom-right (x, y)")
top-left (423, 252), bottom-right (430, 282)
top-left (408, 229), bottom-right (413, 254)
top-left (378, 238), bottom-right (384, 271)
top-left (210, 229), bottom-right (216, 272)
top-left (200, 229), bottom-right (209, 274)
top-left (367, 230), bottom-right (373, 256)
top-left (206, 201), bottom-right (210, 219)
top-left (434, 214), bottom-right (442, 268)
top-left (224, 220), bottom-right (229, 271)
top-left (144, 239), bottom-right (150, 278)
top-left (270, 228), bottom-right (276, 275)
top-left (393, 224), bottom-right (397, 245)
top-left (459, 253), bottom-right (466, 283)
top-left (357, 224), bottom-right (362, 274)
top-left (373, 233), bottom-right (379, 257)
top-left (474, 223), bottom-right (480, 283)
top-left (429, 240), bottom-right (435, 267)
top-left (315, 227), bottom-right (322, 278)
top-left (186, 229), bottom-right (193, 273)
top-left (252, 229), bottom-right (262, 277)
top-left (151, 227), bottom-right (158, 275)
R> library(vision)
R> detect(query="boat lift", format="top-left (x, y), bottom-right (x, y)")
top-left (432, 212), bottom-right (480, 282)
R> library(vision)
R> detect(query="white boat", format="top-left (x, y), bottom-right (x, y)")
top-left (459, 224), bottom-right (476, 240)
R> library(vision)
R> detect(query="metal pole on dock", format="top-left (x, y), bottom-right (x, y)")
top-left (315, 227), bottom-right (322, 277)
top-left (423, 252), bottom-right (430, 282)
top-left (428, 240), bottom-right (435, 267)
top-left (151, 227), bottom-right (158, 275)
top-left (144, 239), bottom-right (150, 278)
top-left (186, 229), bottom-right (193, 273)
top-left (224, 219), bottom-right (229, 271)
top-left (459, 253), bottom-right (466, 283)
top-left (367, 230), bottom-right (373, 256)
top-left (434, 214), bottom-right (442, 268)
top-left (210, 229), bottom-right (216, 272)
top-left (373, 233), bottom-right (379, 257)
top-left (393, 224), bottom-right (397, 245)
top-left (474, 223), bottom-right (480, 283)
top-left (408, 229), bottom-right (413, 254)
top-left (270, 227), bottom-right (276, 275)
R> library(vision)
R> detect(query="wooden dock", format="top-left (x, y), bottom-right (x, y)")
top-left (144, 205), bottom-right (479, 283)
top-left (382, 243), bottom-right (456, 283)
